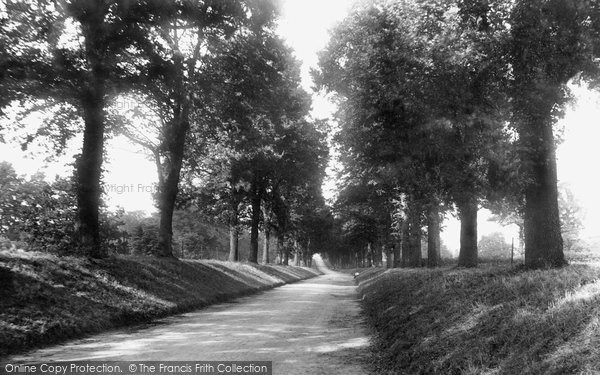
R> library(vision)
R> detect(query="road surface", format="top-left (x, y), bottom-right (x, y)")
top-left (7, 255), bottom-right (371, 375)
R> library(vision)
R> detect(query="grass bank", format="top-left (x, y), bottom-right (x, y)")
top-left (356, 263), bottom-right (600, 375)
top-left (0, 249), bottom-right (320, 359)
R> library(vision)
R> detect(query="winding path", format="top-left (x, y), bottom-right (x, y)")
top-left (8, 255), bottom-right (371, 375)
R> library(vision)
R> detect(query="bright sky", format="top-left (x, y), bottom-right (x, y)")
top-left (1, 0), bottom-right (599, 254)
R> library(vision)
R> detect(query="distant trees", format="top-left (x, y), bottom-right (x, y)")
top-left (478, 232), bottom-right (511, 259)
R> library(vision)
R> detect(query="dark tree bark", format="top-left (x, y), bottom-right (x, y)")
top-left (156, 115), bottom-right (189, 257)
top-left (401, 218), bottom-right (410, 267)
top-left (427, 203), bottom-right (441, 268)
top-left (262, 229), bottom-right (270, 264)
top-left (249, 188), bottom-right (262, 263)
top-left (392, 243), bottom-right (401, 268)
top-left (75, 6), bottom-right (109, 258)
top-left (275, 234), bottom-right (284, 264)
top-left (282, 238), bottom-right (289, 265)
top-left (521, 115), bottom-right (565, 268)
top-left (405, 200), bottom-right (422, 267)
top-left (408, 216), bottom-right (422, 267)
top-left (76, 82), bottom-right (106, 258)
top-left (228, 225), bottom-right (239, 262)
top-left (458, 198), bottom-right (478, 267)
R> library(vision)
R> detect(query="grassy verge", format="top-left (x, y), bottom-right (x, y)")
top-left (356, 263), bottom-right (600, 375)
top-left (0, 249), bottom-right (320, 359)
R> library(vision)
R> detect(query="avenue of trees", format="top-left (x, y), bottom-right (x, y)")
top-left (0, 0), bottom-right (329, 265)
top-left (1, 0), bottom-right (596, 271)
top-left (315, 0), bottom-right (599, 269)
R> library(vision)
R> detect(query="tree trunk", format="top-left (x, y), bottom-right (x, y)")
top-left (458, 198), bottom-right (478, 267)
top-left (249, 190), bottom-right (261, 263)
top-left (407, 200), bottom-right (422, 267)
top-left (427, 203), bottom-right (441, 268)
top-left (275, 234), bottom-right (284, 264)
top-left (282, 235), bottom-right (289, 265)
top-left (228, 225), bottom-right (239, 262)
top-left (401, 219), bottom-right (410, 267)
top-left (76, 20), bottom-right (108, 258)
top-left (262, 229), bottom-right (270, 264)
top-left (522, 117), bottom-right (565, 268)
top-left (156, 52), bottom-right (190, 257)
top-left (77, 87), bottom-right (106, 258)
top-left (156, 119), bottom-right (187, 257)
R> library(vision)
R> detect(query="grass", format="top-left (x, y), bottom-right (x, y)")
top-left (0, 249), bottom-right (319, 359)
top-left (356, 263), bottom-right (600, 375)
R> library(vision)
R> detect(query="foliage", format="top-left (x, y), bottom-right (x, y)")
top-left (478, 232), bottom-right (511, 259)
top-left (558, 183), bottom-right (584, 252)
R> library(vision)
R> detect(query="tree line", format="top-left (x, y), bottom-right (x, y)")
top-left (315, 0), bottom-right (599, 269)
top-left (0, 0), bottom-right (330, 264)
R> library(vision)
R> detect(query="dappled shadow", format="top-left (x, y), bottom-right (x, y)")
top-left (0, 252), bottom-right (317, 359)
top-left (7, 261), bottom-right (370, 374)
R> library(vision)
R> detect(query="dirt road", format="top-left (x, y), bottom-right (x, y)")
top-left (8, 255), bottom-right (371, 374)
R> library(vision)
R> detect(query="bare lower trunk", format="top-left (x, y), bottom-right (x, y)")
top-left (276, 234), bottom-right (284, 264)
top-left (249, 192), bottom-right (261, 263)
top-left (228, 225), bottom-right (239, 262)
top-left (407, 200), bottom-right (422, 267)
top-left (401, 219), bottom-right (410, 267)
top-left (282, 249), bottom-right (289, 265)
top-left (262, 229), bottom-right (270, 264)
top-left (156, 143), bottom-right (185, 257)
top-left (76, 27), bottom-right (107, 258)
top-left (427, 203), bottom-right (441, 268)
top-left (458, 198), bottom-right (478, 267)
top-left (77, 88), bottom-right (105, 258)
top-left (392, 242), bottom-right (401, 268)
top-left (523, 116), bottom-right (565, 268)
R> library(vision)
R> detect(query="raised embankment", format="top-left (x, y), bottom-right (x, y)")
top-left (0, 250), bottom-right (320, 358)
top-left (355, 263), bottom-right (600, 374)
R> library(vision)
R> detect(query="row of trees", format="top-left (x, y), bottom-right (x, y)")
top-left (0, 0), bottom-right (329, 262)
top-left (315, 0), bottom-right (599, 269)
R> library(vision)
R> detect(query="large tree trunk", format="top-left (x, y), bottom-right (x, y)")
top-left (282, 240), bottom-right (289, 265)
top-left (262, 229), bottom-right (270, 264)
top-left (76, 15), bottom-right (108, 258)
top-left (427, 203), bottom-right (441, 268)
top-left (156, 117), bottom-right (188, 258)
top-left (275, 234), bottom-right (284, 265)
top-left (511, 0), bottom-right (566, 269)
top-left (77, 85), bottom-right (106, 258)
top-left (249, 190), bottom-right (261, 263)
top-left (406, 200), bottom-right (422, 267)
top-left (401, 219), bottom-right (410, 267)
top-left (458, 198), bottom-right (478, 267)
top-left (228, 224), bottom-right (239, 262)
top-left (392, 243), bottom-right (401, 268)
top-left (522, 117), bottom-right (565, 268)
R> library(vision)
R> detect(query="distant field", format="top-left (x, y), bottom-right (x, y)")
top-left (356, 263), bottom-right (600, 375)
top-left (0, 250), bottom-right (319, 359)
